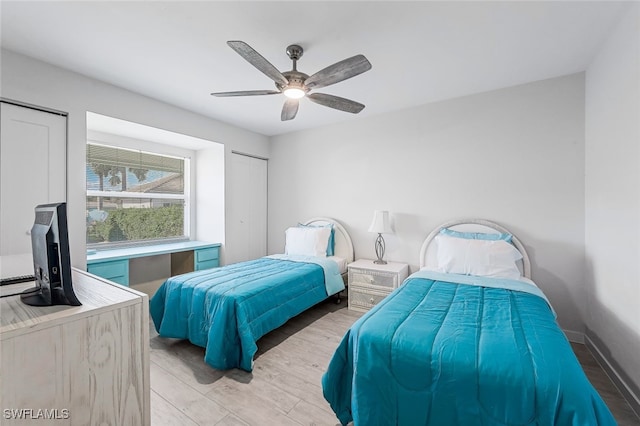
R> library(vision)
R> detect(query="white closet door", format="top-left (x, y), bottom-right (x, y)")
top-left (226, 153), bottom-right (267, 264)
top-left (0, 102), bottom-right (67, 275)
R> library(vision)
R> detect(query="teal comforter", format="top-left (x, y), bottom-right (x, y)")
top-left (322, 272), bottom-right (616, 425)
top-left (150, 257), bottom-right (343, 371)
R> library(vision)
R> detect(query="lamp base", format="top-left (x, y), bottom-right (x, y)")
top-left (374, 233), bottom-right (387, 265)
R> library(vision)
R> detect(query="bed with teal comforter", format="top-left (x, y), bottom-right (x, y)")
top-left (150, 255), bottom-right (344, 372)
top-left (322, 270), bottom-right (616, 425)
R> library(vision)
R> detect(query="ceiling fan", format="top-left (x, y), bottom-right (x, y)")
top-left (211, 41), bottom-right (372, 121)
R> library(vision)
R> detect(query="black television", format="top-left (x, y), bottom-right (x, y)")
top-left (21, 202), bottom-right (81, 306)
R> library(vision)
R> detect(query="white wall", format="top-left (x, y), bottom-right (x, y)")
top-left (196, 145), bottom-right (226, 248)
top-left (269, 74), bottom-right (587, 334)
top-left (1, 49), bottom-right (269, 269)
top-left (585, 3), bottom-right (640, 399)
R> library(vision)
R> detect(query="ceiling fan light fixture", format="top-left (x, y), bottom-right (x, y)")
top-left (283, 86), bottom-right (306, 99)
top-left (212, 41), bottom-right (372, 120)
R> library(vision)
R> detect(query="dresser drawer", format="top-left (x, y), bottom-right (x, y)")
top-left (349, 269), bottom-right (397, 289)
top-left (349, 285), bottom-right (391, 312)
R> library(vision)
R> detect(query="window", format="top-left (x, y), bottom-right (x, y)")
top-left (86, 143), bottom-right (190, 247)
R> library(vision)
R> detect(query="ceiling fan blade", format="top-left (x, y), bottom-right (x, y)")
top-left (304, 55), bottom-right (372, 90)
top-left (227, 41), bottom-right (288, 86)
top-left (307, 93), bottom-right (365, 114)
top-left (281, 99), bottom-right (299, 121)
top-left (211, 90), bottom-right (280, 97)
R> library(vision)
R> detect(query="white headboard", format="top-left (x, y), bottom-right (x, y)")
top-left (419, 219), bottom-right (531, 279)
top-left (302, 217), bottom-right (354, 263)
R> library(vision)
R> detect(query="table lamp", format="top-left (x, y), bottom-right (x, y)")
top-left (368, 210), bottom-right (393, 264)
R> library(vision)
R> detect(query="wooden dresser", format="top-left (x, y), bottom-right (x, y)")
top-left (0, 268), bottom-right (150, 425)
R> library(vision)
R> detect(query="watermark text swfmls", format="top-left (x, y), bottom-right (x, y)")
top-left (3, 408), bottom-right (70, 420)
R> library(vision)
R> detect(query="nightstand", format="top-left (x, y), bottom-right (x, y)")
top-left (348, 259), bottom-right (409, 312)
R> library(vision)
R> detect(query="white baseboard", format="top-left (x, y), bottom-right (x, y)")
top-left (585, 334), bottom-right (640, 418)
top-left (563, 329), bottom-right (584, 343)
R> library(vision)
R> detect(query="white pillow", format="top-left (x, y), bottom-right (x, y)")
top-left (435, 234), bottom-right (522, 280)
top-left (285, 226), bottom-right (331, 258)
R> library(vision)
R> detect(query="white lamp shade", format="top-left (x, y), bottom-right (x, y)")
top-left (368, 210), bottom-right (393, 234)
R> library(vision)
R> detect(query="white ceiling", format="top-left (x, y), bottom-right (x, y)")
top-left (0, 1), bottom-right (627, 137)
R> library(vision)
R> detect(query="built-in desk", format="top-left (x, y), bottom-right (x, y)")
top-left (86, 241), bottom-right (220, 286)
top-left (0, 268), bottom-right (150, 425)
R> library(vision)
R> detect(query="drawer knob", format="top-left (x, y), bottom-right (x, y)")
top-left (369, 278), bottom-right (374, 284)
top-left (369, 297), bottom-right (375, 304)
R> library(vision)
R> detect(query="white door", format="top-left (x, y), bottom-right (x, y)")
top-left (226, 153), bottom-right (267, 264)
top-left (0, 102), bottom-right (67, 276)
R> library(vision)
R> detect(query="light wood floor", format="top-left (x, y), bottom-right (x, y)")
top-left (149, 299), bottom-right (639, 426)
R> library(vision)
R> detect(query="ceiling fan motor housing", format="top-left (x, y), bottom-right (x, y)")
top-left (278, 70), bottom-right (309, 93)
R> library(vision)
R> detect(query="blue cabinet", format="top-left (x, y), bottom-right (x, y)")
top-left (87, 241), bottom-right (220, 286)
top-left (195, 246), bottom-right (220, 271)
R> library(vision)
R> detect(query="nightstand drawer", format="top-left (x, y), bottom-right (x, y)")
top-left (349, 269), bottom-right (397, 289)
top-left (349, 286), bottom-right (390, 311)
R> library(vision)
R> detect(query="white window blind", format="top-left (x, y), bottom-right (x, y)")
top-left (86, 143), bottom-right (190, 247)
